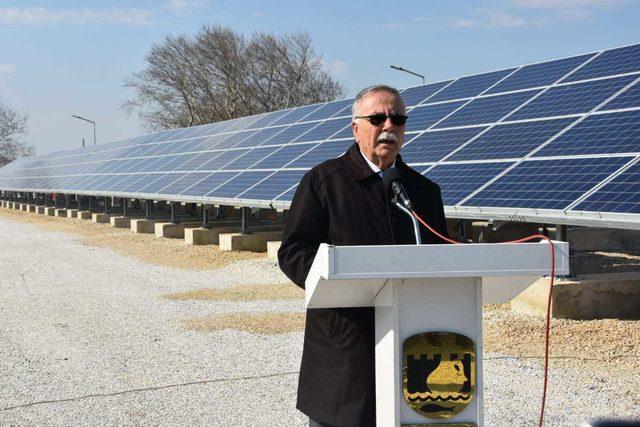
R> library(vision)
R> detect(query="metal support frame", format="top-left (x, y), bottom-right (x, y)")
top-left (122, 198), bottom-right (128, 216)
top-left (556, 224), bottom-right (567, 241)
top-left (458, 219), bottom-right (474, 243)
top-left (145, 200), bottom-right (152, 219)
top-left (170, 202), bottom-right (179, 224)
top-left (202, 204), bottom-right (212, 229)
top-left (65, 194), bottom-right (70, 209)
top-left (103, 197), bottom-right (109, 214)
top-left (240, 206), bottom-right (251, 235)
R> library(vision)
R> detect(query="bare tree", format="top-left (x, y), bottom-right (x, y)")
top-left (0, 101), bottom-right (33, 167)
top-left (123, 26), bottom-right (345, 131)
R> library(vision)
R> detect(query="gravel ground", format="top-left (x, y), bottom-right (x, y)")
top-left (0, 210), bottom-right (638, 426)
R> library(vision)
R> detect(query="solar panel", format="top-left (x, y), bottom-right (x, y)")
top-left (429, 68), bottom-right (516, 102)
top-left (211, 171), bottom-right (272, 198)
top-left (238, 170), bottom-right (307, 200)
top-left (405, 101), bottom-right (465, 132)
top-left (563, 44), bottom-right (640, 82)
top-left (535, 110), bottom-right (640, 157)
top-left (421, 162), bottom-right (514, 205)
top-left (435, 90), bottom-right (540, 128)
top-left (573, 160), bottom-right (640, 213)
top-left (464, 157), bottom-right (632, 209)
top-left (402, 127), bottom-right (488, 164)
top-left (509, 75), bottom-right (637, 121)
top-left (487, 54), bottom-right (596, 94)
top-left (2, 42), bottom-right (640, 229)
top-left (600, 79), bottom-right (640, 110)
top-left (447, 118), bottom-right (577, 161)
top-left (400, 81), bottom-right (452, 106)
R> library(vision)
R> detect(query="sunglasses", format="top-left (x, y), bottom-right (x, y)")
top-left (355, 114), bottom-right (408, 126)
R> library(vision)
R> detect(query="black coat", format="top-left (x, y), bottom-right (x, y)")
top-left (278, 143), bottom-right (448, 426)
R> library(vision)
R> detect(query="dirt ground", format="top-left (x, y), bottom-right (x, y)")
top-left (0, 208), bottom-right (264, 270)
top-left (2, 205), bottom-right (638, 408)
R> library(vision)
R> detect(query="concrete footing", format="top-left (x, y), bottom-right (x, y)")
top-left (155, 222), bottom-right (186, 238)
top-left (92, 213), bottom-right (111, 223)
top-left (110, 216), bottom-right (132, 228)
top-left (36, 206), bottom-right (45, 214)
top-left (66, 209), bottom-right (79, 218)
top-left (20, 203), bottom-right (28, 211)
top-left (511, 272), bottom-right (640, 320)
top-left (267, 241), bottom-right (281, 260)
top-left (27, 205), bottom-right (36, 213)
top-left (13, 202), bottom-right (21, 210)
top-left (78, 211), bottom-right (93, 220)
top-left (219, 231), bottom-right (283, 252)
top-left (44, 207), bottom-right (56, 216)
top-left (184, 226), bottom-right (238, 245)
top-left (131, 219), bottom-right (155, 234)
top-left (55, 209), bottom-right (67, 217)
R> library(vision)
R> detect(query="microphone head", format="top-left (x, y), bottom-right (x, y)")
top-left (381, 168), bottom-right (402, 190)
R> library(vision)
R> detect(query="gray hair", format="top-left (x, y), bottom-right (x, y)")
top-left (351, 85), bottom-right (404, 121)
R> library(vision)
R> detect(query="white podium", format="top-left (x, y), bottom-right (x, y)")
top-left (305, 242), bottom-right (569, 427)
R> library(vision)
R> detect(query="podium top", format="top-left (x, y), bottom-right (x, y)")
top-left (305, 241), bottom-right (569, 308)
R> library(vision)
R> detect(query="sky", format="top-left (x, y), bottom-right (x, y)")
top-left (1, 0), bottom-right (640, 155)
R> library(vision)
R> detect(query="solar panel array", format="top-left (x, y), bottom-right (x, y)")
top-left (1, 43), bottom-right (640, 229)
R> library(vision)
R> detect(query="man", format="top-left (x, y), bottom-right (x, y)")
top-left (278, 85), bottom-right (448, 426)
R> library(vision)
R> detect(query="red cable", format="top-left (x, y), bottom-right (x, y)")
top-left (411, 211), bottom-right (556, 427)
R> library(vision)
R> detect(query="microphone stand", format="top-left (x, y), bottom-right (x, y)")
top-left (390, 197), bottom-right (422, 245)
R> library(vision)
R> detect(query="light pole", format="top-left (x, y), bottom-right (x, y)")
top-left (72, 115), bottom-right (96, 146)
top-left (390, 65), bottom-right (425, 85)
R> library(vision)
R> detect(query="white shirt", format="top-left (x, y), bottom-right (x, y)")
top-left (358, 146), bottom-right (396, 176)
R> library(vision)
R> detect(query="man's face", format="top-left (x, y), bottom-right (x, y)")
top-left (352, 90), bottom-right (406, 170)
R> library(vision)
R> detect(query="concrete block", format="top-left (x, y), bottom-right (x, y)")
top-left (20, 203), bottom-right (28, 211)
top-left (78, 211), bottom-right (93, 220)
top-left (44, 207), bottom-right (56, 216)
top-left (184, 226), bottom-right (238, 245)
top-left (36, 206), bottom-right (45, 214)
top-left (55, 209), bottom-right (67, 217)
top-left (155, 222), bottom-right (185, 239)
top-left (219, 231), bottom-right (283, 252)
top-left (110, 216), bottom-right (131, 228)
top-left (13, 202), bottom-right (21, 210)
top-left (92, 213), bottom-right (111, 223)
top-left (27, 205), bottom-right (37, 213)
top-left (131, 219), bottom-right (156, 234)
top-left (568, 227), bottom-right (640, 254)
top-left (258, 209), bottom-right (278, 221)
top-left (267, 241), bottom-right (281, 260)
top-left (511, 272), bottom-right (640, 320)
top-left (66, 209), bottom-right (79, 218)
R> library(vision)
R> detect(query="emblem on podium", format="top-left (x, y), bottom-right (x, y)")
top-left (402, 332), bottom-right (476, 420)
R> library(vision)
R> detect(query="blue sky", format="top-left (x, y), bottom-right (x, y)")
top-left (1, 0), bottom-right (639, 155)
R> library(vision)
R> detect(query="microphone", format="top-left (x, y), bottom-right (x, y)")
top-left (382, 168), bottom-right (413, 210)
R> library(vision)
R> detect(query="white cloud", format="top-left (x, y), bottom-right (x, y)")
top-left (484, 9), bottom-right (528, 27)
top-left (446, 0), bottom-right (628, 30)
top-left (329, 60), bottom-right (349, 76)
top-left (0, 63), bottom-right (15, 78)
top-left (449, 18), bottom-right (478, 28)
top-left (0, 6), bottom-right (154, 26)
top-left (163, 0), bottom-right (208, 14)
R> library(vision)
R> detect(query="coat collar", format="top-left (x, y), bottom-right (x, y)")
top-left (344, 142), bottom-right (409, 181)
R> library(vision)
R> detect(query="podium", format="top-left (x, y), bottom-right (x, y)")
top-left (305, 242), bottom-right (569, 426)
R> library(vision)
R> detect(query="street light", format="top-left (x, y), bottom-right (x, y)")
top-left (390, 65), bottom-right (425, 85)
top-left (72, 115), bottom-right (96, 146)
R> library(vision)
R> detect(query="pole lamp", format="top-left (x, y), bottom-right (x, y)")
top-left (390, 65), bottom-right (425, 85)
top-left (72, 115), bottom-right (96, 146)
